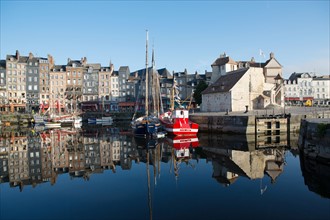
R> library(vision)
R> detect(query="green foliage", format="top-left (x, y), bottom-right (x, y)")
top-left (193, 80), bottom-right (208, 105)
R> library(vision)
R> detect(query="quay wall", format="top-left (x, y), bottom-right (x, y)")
top-left (190, 112), bottom-right (327, 135)
top-left (298, 118), bottom-right (330, 161)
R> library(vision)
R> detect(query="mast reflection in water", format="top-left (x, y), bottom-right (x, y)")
top-left (0, 125), bottom-right (329, 220)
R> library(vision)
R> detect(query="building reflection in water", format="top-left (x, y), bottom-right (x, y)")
top-left (199, 133), bottom-right (299, 190)
top-left (2, 125), bottom-right (328, 201)
top-left (299, 146), bottom-right (330, 199)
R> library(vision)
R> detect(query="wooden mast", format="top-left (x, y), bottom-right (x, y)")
top-left (145, 30), bottom-right (149, 117)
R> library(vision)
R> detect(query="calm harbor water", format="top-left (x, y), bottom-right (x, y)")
top-left (0, 124), bottom-right (329, 220)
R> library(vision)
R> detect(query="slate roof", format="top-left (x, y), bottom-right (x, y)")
top-left (158, 68), bottom-right (172, 78)
top-left (238, 61), bottom-right (265, 68)
top-left (119, 66), bottom-right (129, 72)
top-left (18, 56), bottom-right (29, 63)
top-left (6, 54), bottom-right (17, 61)
top-left (87, 63), bottom-right (101, 69)
top-left (211, 56), bottom-right (237, 66)
top-left (67, 60), bottom-right (83, 67)
top-left (274, 73), bottom-right (283, 80)
top-left (0, 60), bottom-right (6, 69)
top-left (51, 65), bottom-right (66, 72)
top-left (112, 70), bottom-right (119, 76)
top-left (202, 68), bottom-right (249, 94)
top-left (288, 72), bottom-right (304, 81)
top-left (130, 67), bottom-right (168, 78)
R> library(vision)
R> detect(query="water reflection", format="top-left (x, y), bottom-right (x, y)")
top-left (200, 134), bottom-right (287, 187)
top-left (0, 125), bottom-right (329, 203)
top-left (299, 148), bottom-right (330, 199)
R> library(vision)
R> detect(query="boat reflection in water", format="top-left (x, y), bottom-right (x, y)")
top-left (1, 126), bottom-right (329, 220)
top-left (165, 136), bottom-right (199, 179)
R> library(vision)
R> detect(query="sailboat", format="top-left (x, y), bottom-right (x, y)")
top-left (159, 78), bottom-right (199, 136)
top-left (131, 30), bottom-right (163, 138)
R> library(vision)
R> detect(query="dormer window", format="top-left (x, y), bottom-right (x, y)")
top-left (72, 63), bottom-right (77, 68)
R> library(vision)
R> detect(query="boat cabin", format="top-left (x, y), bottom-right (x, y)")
top-left (172, 109), bottom-right (189, 119)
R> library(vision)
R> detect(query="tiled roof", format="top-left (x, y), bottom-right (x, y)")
top-left (202, 68), bottom-right (248, 94)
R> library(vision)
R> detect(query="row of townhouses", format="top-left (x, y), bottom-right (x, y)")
top-left (1, 50), bottom-right (329, 114)
top-left (0, 50), bottom-right (208, 113)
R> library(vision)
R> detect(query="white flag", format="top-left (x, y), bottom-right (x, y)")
top-left (259, 49), bottom-right (265, 58)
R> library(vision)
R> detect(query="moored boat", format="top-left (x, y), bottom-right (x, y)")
top-left (88, 116), bottom-right (113, 124)
top-left (159, 109), bottom-right (198, 136)
top-left (131, 30), bottom-right (163, 138)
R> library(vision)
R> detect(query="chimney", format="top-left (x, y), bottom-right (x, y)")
top-left (29, 52), bottom-right (34, 59)
top-left (48, 54), bottom-right (54, 69)
top-left (82, 57), bottom-right (87, 65)
top-left (270, 52), bottom-right (274, 59)
top-left (251, 57), bottom-right (255, 62)
top-left (67, 58), bottom-right (71, 64)
top-left (16, 50), bottom-right (20, 60)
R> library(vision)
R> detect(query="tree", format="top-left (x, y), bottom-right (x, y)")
top-left (193, 80), bottom-right (208, 105)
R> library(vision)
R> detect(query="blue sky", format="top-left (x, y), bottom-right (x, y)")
top-left (1, 0), bottom-right (329, 78)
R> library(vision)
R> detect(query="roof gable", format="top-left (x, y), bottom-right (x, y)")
top-left (264, 58), bottom-right (282, 68)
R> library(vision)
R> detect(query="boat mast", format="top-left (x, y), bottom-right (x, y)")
top-left (145, 30), bottom-right (149, 117)
top-left (170, 78), bottom-right (175, 111)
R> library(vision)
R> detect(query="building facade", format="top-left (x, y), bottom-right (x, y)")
top-left (284, 72), bottom-right (330, 106)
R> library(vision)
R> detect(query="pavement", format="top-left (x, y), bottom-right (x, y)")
top-left (191, 106), bottom-right (330, 117)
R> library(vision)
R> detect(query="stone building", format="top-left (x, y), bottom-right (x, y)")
top-left (39, 55), bottom-right (53, 108)
top-left (0, 60), bottom-right (6, 109)
top-left (65, 58), bottom-right (86, 111)
top-left (6, 50), bottom-right (27, 112)
top-left (202, 67), bottom-right (266, 112)
top-left (49, 65), bottom-right (67, 113)
top-left (83, 63), bottom-right (100, 102)
top-left (202, 52), bottom-right (284, 112)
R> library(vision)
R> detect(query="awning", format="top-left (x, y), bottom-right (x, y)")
top-left (285, 97), bottom-right (313, 101)
top-left (118, 102), bottom-right (135, 107)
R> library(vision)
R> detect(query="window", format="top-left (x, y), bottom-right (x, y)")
top-left (34, 85), bottom-right (38, 90)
